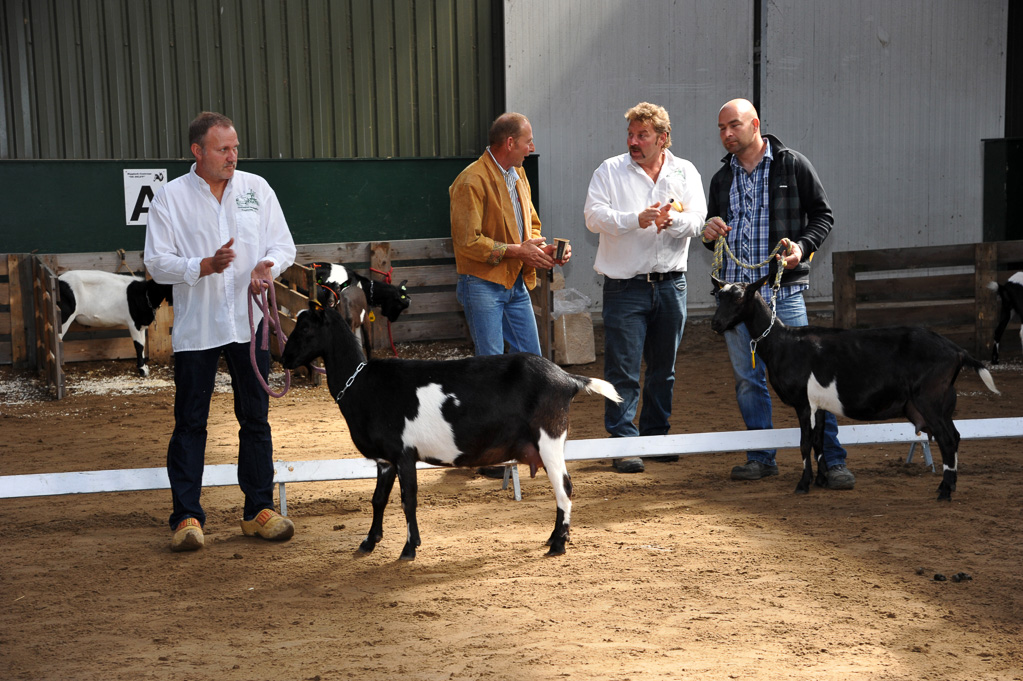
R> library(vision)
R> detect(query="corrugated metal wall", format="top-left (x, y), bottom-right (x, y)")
top-left (505, 0), bottom-right (754, 313)
top-left (0, 0), bottom-right (496, 160)
top-left (505, 0), bottom-right (1007, 311)
top-left (762, 0), bottom-right (1007, 300)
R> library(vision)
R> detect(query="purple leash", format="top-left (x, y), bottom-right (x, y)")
top-left (248, 279), bottom-right (292, 398)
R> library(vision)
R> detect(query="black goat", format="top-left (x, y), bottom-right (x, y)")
top-left (710, 265), bottom-right (998, 501)
top-left (987, 272), bottom-right (1023, 364)
top-left (279, 304), bottom-right (621, 560)
top-left (58, 270), bottom-right (173, 377)
top-left (309, 262), bottom-right (410, 323)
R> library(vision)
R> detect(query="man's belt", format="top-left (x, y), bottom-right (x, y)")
top-left (628, 271), bottom-right (685, 283)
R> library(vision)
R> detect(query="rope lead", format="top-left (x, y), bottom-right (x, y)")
top-left (703, 228), bottom-right (790, 368)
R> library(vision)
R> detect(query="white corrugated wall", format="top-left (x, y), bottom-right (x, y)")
top-left (762, 0), bottom-right (1007, 300)
top-left (505, 0), bottom-right (1007, 311)
top-left (505, 0), bottom-right (753, 313)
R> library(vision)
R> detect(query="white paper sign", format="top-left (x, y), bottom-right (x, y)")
top-left (123, 169), bottom-right (167, 225)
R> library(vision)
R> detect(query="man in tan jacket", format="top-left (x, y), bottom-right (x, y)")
top-left (450, 112), bottom-right (570, 356)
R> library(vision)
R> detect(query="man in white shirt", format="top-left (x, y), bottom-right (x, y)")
top-left (584, 102), bottom-right (707, 473)
top-left (144, 111), bottom-right (297, 552)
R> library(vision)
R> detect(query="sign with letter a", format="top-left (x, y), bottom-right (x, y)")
top-left (124, 169), bottom-right (168, 226)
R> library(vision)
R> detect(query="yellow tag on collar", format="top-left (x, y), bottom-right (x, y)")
top-left (751, 351), bottom-right (756, 369)
top-left (367, 311), bottom-right (377, 322)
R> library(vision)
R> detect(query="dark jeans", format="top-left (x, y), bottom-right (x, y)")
top-left (601, 273), bottom-right (687, 438)
top-left (167, 321), bottom-right (274, 529)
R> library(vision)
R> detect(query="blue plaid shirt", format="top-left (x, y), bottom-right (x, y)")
top-left (722, 140), bottom-right (806, 303)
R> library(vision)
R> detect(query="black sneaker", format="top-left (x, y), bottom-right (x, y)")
top-left (730, 460), bottom-right (779, 480)
top-left (477, 466), bottom-right (508, 480)
top-left (825, 464), bottom-right (856, 490)
top-left (612, 457), bottom-right (645, 473)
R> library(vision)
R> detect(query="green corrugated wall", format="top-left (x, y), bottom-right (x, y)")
top-left (1, 0), bottom-right (499, 160)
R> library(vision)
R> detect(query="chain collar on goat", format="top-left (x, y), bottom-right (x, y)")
top-left (333, 361), bottom-right (367, 403)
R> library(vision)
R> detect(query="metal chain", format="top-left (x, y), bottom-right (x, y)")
top-left (334, 361), bottom-right (366, 404)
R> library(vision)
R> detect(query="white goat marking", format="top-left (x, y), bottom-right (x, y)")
top-left (537, 429), bottom-right (571, 525)
top-left (323, 265), bottom-right (350, 290)
top-left (1009, 272), bottom-right (1023, 287)
top-left (807, 373), bottom-right (845, 427)
top-left (401, 384), bottom-right (462, 464)
top-left (943, 455), bottom-right (959, 473)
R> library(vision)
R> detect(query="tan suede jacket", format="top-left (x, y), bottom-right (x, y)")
top-left (449, 152), bottom-right (543, 290)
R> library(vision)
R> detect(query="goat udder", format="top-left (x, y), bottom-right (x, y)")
top-left (522, 446), bottom-right (543, 478)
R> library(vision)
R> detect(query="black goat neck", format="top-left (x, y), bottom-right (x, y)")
top-left (745, 290), bottom-right (791, 351)
top-left (319, 309), bottom-right (369, 403)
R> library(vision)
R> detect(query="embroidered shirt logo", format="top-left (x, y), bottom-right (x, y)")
top-left (236, 190), bottom-right (260, 212)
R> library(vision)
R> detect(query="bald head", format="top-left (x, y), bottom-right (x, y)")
top-left (718, 98), bottom-right (763, 162)
top-left (720, 98), bottom-right (758, 121)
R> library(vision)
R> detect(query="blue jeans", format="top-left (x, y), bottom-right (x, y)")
top-left (722, 292), bottom-right (847, 468)
top-left (166, 321), bottom-right (275, 529)
top-left (601, 274), bottom-right (687, 438)
top-left (456, 273), bottom-right (541, 356)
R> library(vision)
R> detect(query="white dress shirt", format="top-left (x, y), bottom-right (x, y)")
top-left (584, 149), bottom-right (707, 279)
top-left (144, 164), bottom-right (296, 352)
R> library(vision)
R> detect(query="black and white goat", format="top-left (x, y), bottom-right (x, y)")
top-left (987, 272), bottom-right (1023, 364)
top-left (58, 270), bottom-right (173, 377)
top-left (309, 262), bottom-right (410, 323)
top-left (279, 303), bottom-right (621, 560)
top-left (710, 264), bottom-right (999, 501)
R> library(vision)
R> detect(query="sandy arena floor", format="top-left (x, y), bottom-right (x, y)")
top-left (1, 318), bottom-right (1021, 681)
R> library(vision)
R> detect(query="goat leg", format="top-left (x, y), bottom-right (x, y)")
top-left (132, 339), bottom-right (150, 378)
top-left (991, 295), bottom-right (1014, 364)
top-left (395, 453), bottom-right (421, 561)
top-left (932, 423), bottom-right (961, 502)
top-left (794, 411), bottom-right (814, 494)
top-left (811, 411), bottom-right (829, 488)
top-left (359, 460), bottom-right (397, 554)
top-left (537, 433), bottom-right (572, 556)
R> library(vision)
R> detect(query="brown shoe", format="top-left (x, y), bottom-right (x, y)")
top-left (612, 457), bottom-right (645, 473)
top-left (170, 517), bottom-right (204, 552)
top-left (240, 509), bottom-right (295, 541)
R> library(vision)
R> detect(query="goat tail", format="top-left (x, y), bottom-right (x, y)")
top-left (986, 280), bottom-right (1001, 295)
top-left (964, 354), bottom-right (1001, 395)
top-left (581, 377), bottom-right (623, 403)
top-left (976, 367), bottom-right (1000, 395)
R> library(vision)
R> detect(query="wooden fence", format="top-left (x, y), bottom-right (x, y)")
top-left (6, 238), bottom-right (557, 398)
top-left (832, 240), bottom-right (1023, 358)
top-left (0, 255), bottom-right (29, 366)
top-left (31, 259), bottom-right (65, 399)
top-left (293, 238), bottom-right (469, 352)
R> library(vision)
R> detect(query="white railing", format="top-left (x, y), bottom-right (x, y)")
top-left (2, 418), bottom-right (1020, 512)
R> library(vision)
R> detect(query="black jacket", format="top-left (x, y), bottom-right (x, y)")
top-left (704, 134), bottom-right (833, 288)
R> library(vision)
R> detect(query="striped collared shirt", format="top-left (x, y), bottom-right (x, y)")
top-left (486, 147), bottom-right (525, 240)
top-left (723, 140), bottom-right (805, 302)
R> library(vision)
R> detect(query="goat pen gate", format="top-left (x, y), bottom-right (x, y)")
top-left (31, 259), bottom-right (64, 399)
top-left (832, 240), bottom-right (1023, 359)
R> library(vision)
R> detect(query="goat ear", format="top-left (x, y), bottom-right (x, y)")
top-left (749, 258), bottom-right (779, 294)
top-left (309, 299), bottom-right (323, 311)
top-left (711, 276), bottom-right (727, 291)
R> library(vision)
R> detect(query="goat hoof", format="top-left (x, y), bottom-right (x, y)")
top-left (545, 543), bottom-right (567, 557)
top-left (358, 540), bottom-right (376, 554)
top-left (399, 547), bottom-right (416, 561)
top-left (794, 487), bottom-right (809, 495)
